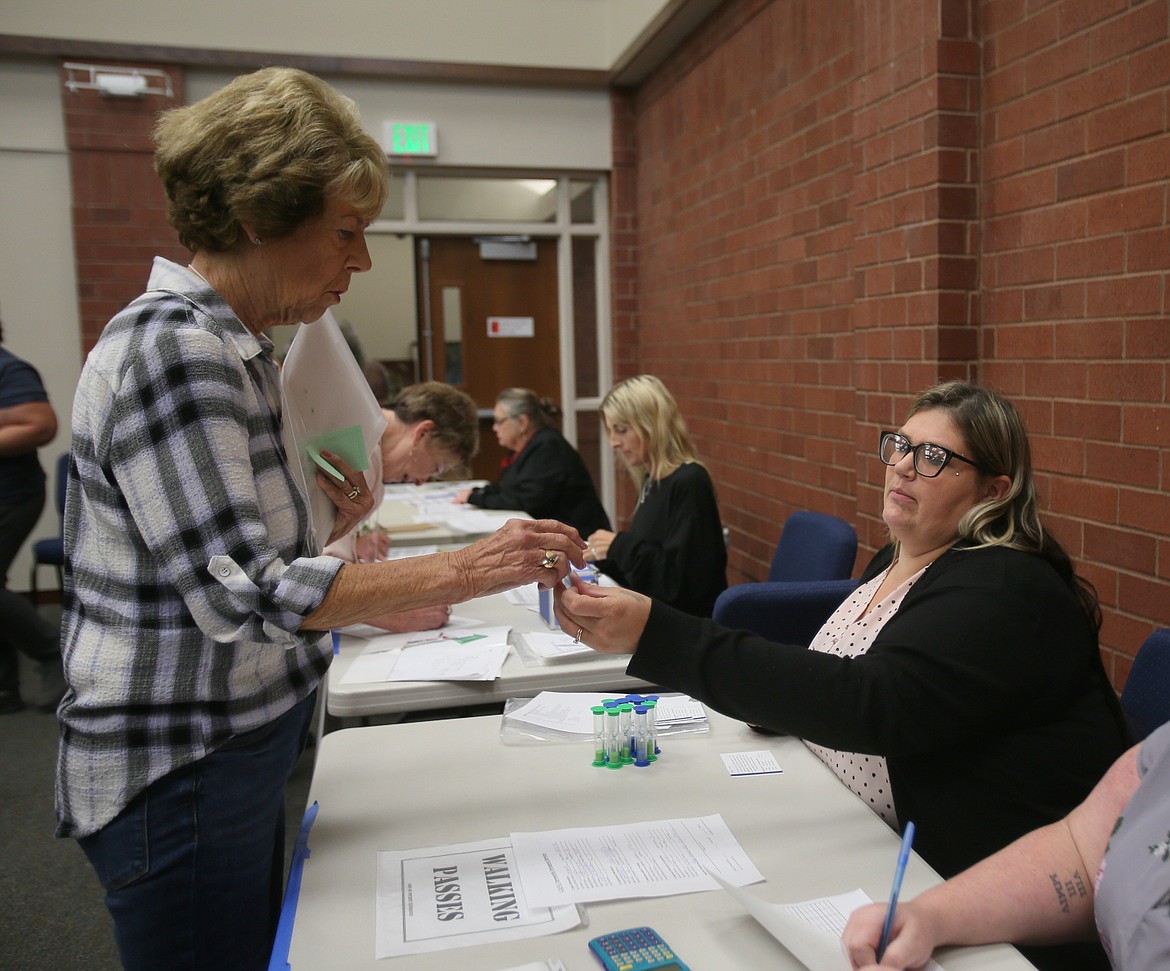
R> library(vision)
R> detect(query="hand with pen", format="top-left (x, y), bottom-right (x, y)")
top-left (843, 896), bottom-right (940, 969)
top-left (843, 823), bottom-right (929, 969)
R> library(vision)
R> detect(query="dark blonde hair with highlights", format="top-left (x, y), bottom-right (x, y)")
top-left (601, 375), bottom-right (703, 488)
top-left (153, 67), bottom-right (388, 252)
top-left (896, 380), bottom-right (1100, 630)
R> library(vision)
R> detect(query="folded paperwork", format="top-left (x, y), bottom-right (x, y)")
top-left (340, 622), bottom-right (512, 684)
top-left (507, 691), bottom-right (706, 735)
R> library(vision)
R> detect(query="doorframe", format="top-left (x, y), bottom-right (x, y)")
top-left (369, 169), bottom-right (616, 518)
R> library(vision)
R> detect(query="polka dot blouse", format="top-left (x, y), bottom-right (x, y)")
top-left (803, 564), bottom-right (927, 829)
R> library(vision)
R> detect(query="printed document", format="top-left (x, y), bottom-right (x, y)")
top-left (340, 624), bottom-right (512, 684)
top-left (375, 837), bottom-right (582, 957)
top-left (713, 876), bottom-right (945, 971)
top-left (510, 814), bottom-right (763, 906)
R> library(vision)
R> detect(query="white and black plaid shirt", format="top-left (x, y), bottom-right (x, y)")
top-left (56, 258), bottom-right (342, 839)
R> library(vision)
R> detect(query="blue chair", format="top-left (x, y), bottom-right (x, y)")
top-left (1120, 629), bottom-right (1170, 741)
top-left (713, 578), bottom-right (858, 647)
top-left (29, 452), bottom-right (68, 599)
top-left (767, 510), bottom-right (857, 582)
top-left (714, 511), bottom-right (860, 646)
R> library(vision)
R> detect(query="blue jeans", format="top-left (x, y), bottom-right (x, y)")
top-left (78, 693), bottom-right (316, 971)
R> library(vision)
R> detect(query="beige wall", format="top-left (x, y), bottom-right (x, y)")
top-left (0, 0), bottom-right (671, 69)
top-left (0, 62), bottom-right (83, 592)
top-left (0, 0), bottom-right (631, 589)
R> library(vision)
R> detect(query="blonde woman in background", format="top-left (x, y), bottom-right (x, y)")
top-left (585, 374), bottom-right (726, 616)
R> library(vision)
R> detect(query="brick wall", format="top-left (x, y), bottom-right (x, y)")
top-left (59, 61), bottom-right (187, 356)
top-left (614, 0), bottom-right (1170, 686)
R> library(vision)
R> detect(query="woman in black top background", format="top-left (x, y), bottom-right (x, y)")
top-left (456, 387), bottom-right (610, 538)
top-left (585, 374), bottom-right (727, 617)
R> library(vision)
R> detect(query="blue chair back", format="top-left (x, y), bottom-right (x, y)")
top-left (54, 451), bottom-right (68, 518)
top-left (29, 452), bottom-right (69, 596)
top-left (713, 578), bottom-right (859, 648)
top-left (1120, 629), bottom-right (1170, 741)
top-left (768, 510), bottom-right (857, 582)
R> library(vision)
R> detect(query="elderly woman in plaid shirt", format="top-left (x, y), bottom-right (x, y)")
top-left (55, 67), bottom-right (583, 971)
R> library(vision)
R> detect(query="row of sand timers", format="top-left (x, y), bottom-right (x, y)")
top-left (591, 695), bottom-right (661, 769)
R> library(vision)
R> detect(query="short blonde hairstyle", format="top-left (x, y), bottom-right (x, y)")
top-left (601, 374), bottom-right (703, 487)
top-left (153, 67), bottom-right (388, 252)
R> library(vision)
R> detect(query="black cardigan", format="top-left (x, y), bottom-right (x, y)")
top-left (628, 544), bottom-right (1130, 881)
top-left (598, 462), bottom-right (727, 617)
top-left (467, 426), bottom-right (610, 538)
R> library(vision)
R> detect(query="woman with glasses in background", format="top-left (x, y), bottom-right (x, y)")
top-left (456, 387), bottom-right (610, 539)
top-left (556, 380), bottom-right (1127, 971)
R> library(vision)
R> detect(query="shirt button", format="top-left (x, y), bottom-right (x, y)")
top-left (219, 566), bottom-right (231, 577)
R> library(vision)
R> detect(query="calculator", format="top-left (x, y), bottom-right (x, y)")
top-left (588, 926), bottom-right (691, 971)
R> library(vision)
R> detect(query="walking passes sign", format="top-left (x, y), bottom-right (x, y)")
top-left (487, 316), bottom-right (535, 338)
top-left (375, 836), bottom-right (582, 957)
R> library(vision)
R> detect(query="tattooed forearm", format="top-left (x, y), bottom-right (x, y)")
top-left (1048, 869), bottom-right (1089, 914)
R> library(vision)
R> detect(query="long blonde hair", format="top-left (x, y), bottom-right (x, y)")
top-left (600, 375), bottom-right (703, 490)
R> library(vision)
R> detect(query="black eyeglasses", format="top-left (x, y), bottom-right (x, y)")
top-left (878, 431), bottom-right (983, 477)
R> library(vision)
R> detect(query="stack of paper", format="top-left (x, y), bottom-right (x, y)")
top-left (340, 623), bottom-right (512, 684)
top-left (514, 630), bottom-right (596, 662)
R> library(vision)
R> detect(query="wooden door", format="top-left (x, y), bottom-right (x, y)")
top-left (416, 237), bottom-right (560, 480)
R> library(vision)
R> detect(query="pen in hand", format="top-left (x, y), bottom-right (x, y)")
top-left (876, 820), bottom-right (916, 962)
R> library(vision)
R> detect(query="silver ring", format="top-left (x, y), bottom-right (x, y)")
top-left (541, 550), bottom-right (559, 569)
top-left (574, 626), bottom-right (584, 644)
top-left (347, 487), bottom-right (360, 500)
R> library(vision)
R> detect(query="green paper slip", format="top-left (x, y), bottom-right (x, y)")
top-left (307, 425), bottom-right (369, 480)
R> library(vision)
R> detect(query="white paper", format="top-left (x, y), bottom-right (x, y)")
top-left (506, 583), bottom-right (540, 607)
top-left (653, 696), bottom-right (707, 724)
top-left (339, 623), bottom-right (510, 684)
top-left (713, 876), bottom-right (944, 971)
top-left (375, 837), bottom-right (582, 957)
top-left (721, 750), bottom-right (783, 776)
top-left (510, 814), bottom-right (764, 905)
top-left (389, 640), bottom-right (511, 681)
top-left (506, 691), bottom-right (705, 735)
top-left (384, 544), bottom-right (439, 559)
top-left (281, 310), bottom-right (386, 550)
top-left (515, 631), bottom-right (596, 661)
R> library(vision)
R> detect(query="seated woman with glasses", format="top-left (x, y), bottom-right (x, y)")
top-left (455, 387), bottom-right (610, 539)
top-left (555, 381), bottom-right (1128, 971)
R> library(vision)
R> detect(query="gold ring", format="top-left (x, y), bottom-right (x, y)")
top-left (541, 550), bottom-right (559, 569)
top-left (574, 626), bottom-right (584, 644)
top-left (347, 487), bottom-right (360, 500)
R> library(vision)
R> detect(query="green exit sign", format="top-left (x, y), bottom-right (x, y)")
top-left (384, 121), bottom-right (438, 158)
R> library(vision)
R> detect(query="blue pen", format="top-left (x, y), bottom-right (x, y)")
top-left (876, 820), bottom-right (916, 962)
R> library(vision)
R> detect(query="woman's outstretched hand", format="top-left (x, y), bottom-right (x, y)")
top-left (553, 574), bottom-right (652, 654)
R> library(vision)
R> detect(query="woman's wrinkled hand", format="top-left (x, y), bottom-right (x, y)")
top-left (842, 900), bottom-right (936, 970)
top-left (553, 574), bottom-right (651, 654)
top-left (318, 449), bottom-right (377, 545)
top-left (450, 518), bottom-right (586, 599)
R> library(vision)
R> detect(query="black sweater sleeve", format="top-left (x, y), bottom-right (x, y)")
top-left (628, 545), bottom-right (1114, 755)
